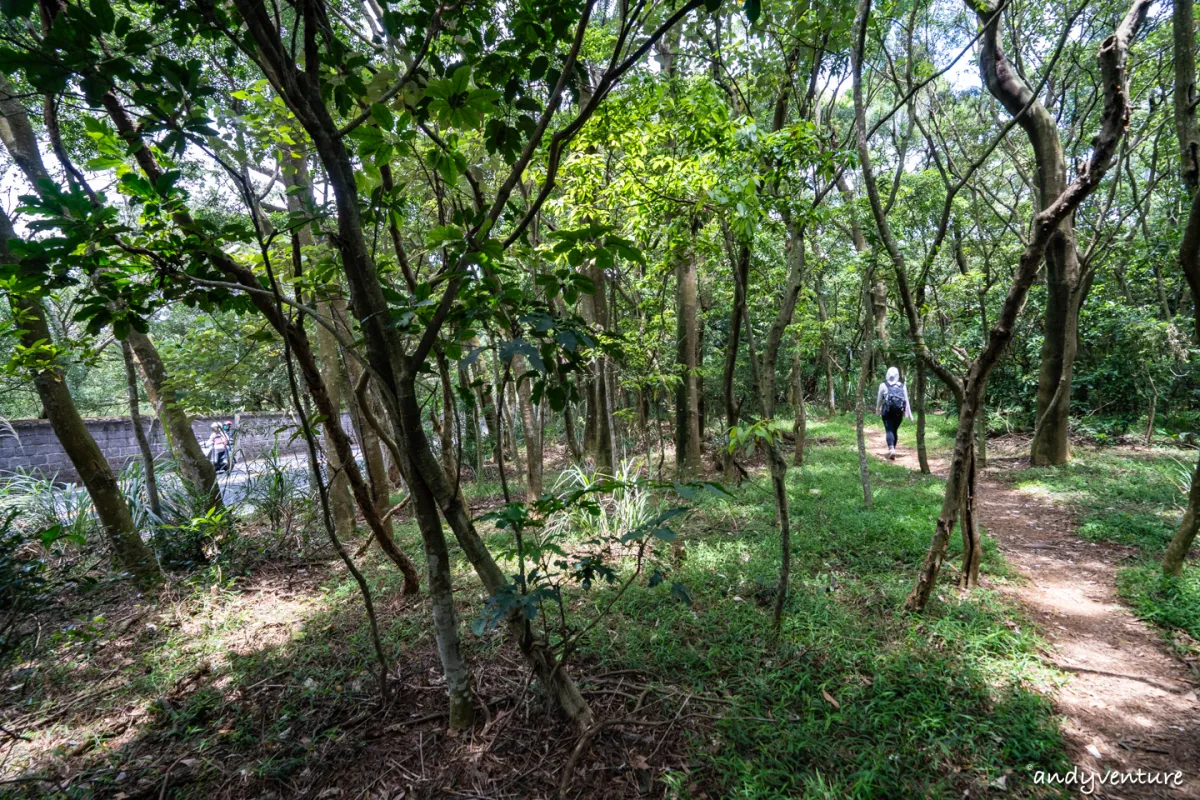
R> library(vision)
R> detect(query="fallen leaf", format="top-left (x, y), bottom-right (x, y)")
top-left (821, 690), bottom-right (840, 710)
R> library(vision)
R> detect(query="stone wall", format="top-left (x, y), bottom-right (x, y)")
top-left (0, 412), bottom-right (352, 484)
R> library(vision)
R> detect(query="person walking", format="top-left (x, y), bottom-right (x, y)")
top-left (875, 366), bottom-right (914, 459)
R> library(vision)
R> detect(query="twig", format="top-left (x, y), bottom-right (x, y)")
top-left (0, 724), bottom-right (30, 742)
top-left (158, 757), bottom-right (185, 800)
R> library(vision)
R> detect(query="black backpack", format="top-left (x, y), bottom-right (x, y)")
top-left (882, 383), bottom-right (906, 415)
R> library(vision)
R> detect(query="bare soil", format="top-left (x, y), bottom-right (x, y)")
top-left (870, 425), bottom-right (1200, 799)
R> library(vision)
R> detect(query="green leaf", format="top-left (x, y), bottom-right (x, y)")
top-left (743, 0), bottom-right (760, 23)
top-left (426, 225), bottom-right (463, 247)
top-left (652, 526), bottom-right (677, 542)
top-left (89, 0), bottom-right (114, 31)
top-left (0, 0), bottom-right (35, 20)
top-left (529, 55), bottom-right (549, 82)
top-left (123, 29), bottom-right (153, 54)
top-left (370, 103), bottom-right (394, 131)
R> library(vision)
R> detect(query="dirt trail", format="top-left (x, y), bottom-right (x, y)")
top-left (866, 426), bottom-right (1200, 799)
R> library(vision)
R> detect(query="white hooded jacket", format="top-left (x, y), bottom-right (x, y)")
top-left (875, 367), bottom-right (914, 421)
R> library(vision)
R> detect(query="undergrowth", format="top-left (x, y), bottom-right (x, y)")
top-left (0, 416), bottom-right (1072, 799)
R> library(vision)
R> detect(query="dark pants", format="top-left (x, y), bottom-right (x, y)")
top-left (882, 410), bottom-right (904, 448)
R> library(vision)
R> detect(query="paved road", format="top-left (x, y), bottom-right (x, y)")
top-left (208, 447), bottom-right (361, 506)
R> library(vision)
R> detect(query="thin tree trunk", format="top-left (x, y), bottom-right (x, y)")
top-left (126, 330), bottom-right (222, 505)
top-left (959, 446), bottom-right (981, 588)
top-left (475, 360), bottom-right (501, 468)
top-left (793, 349), bottom-right (806, 466)
top-left (281, 152), bottom-right (356, 538)
top-left (393, 379), bottom-right (475, 729)
top-left (563, 401), bottom-right (583, 464)
top-left (722, 241), bottom-right (749, 482)
top-left (855, 275), bottom-right (875, 508)
top-left (1164, 0), bottom-right (1200, 573)
top-left (505, 375), bottom-right (524, 485)
top-left (516, 356), bottom-right (543, 499)
top-left (4, 291), bottom-right (162, 587)
top-left (339, 307), bottom-right (394, 536)
top-left (915, 359), bottom-right (931, 474)
top-left (675, 248), bottom-right (703, 474)
top-left (437, 351), bottom-right (460, 487)
top-left (975, 396), bottom-right (988, 469)
top-left (816, 276), bottom-right (836, 415)
top-left (122, 340), bottom-right (162, 519)
top-left (461, 363), bottom-right (484, 479)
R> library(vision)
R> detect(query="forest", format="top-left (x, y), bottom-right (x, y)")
top-left (1, 0), bottom-right (1199, 795)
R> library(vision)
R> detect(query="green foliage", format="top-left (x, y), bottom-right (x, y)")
top-left (1117, 567), bottom-right (1200, 651)
top-left (0, 510), bottom-right (51, 661)
top-left (1013, 450), bottom-right (1186, 553)
top-left (573, 418), bottom-right (1064, 797)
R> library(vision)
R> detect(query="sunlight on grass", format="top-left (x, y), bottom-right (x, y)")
top-left (564, 416), bottom-right (1068, 798)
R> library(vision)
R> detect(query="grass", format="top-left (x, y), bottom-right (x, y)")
top-left (568, 417), bottom-right (1067, 798)
top-left (1002, 444), bottom-right (1200, 660)
top-left (1, 416), bottom-right (1072, 799)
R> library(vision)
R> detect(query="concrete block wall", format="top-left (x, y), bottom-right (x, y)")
top-left (0, 412), bottom-right (354, 484)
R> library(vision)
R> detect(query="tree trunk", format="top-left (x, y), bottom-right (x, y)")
top-left (339, 309), bottom-right (394, 536)
top-left (563, 401), bottom-right (583, 464)
top-left (816, 276), bottom-right (836, 415)
top-left (394, 380), bottom-right (475, 729)
top-left (604, 355), bottom-right (621, 470)
top-left (474, 361), bottom-right (502, 467)
top-left (901, 0), bottom-right (1146, 611)
top-left (792, 349), bottom-right (806, 466)
top-left (959, 447), bottom-right (981, 588)
top-left (461, 363), bottom-right (484, 479)
top-left (590, 265), bottom-right (616, 474)
top-left (504, 376), bottom-right (524, 484)
top-left (516, 356), bottom-right (543, 499)
top-left (854, 276), bottom-right (875, 509)
top-left (722, 242), bottom-right (749, 482)
top-left (975, 395), bottom-right (988, 469)
top-left (1029, 268), bottom-right (1080, 466)
top-left (126, 330), bottom-right (222, 506)
top-left (281, 153), bottom-right (357, 539)
top-left (437, 350), bottom-right (460, 487)
top-left (970, 4), bottom-right (1085, 466)
top-left (675, 250), bottom-right (703, 474)
top-left (4, 289), bottom-right (162, 588)
top-left (1175, 0), bottom-right (1200, 198)
top-left (122, 340), bottom-right (162, 520)
top-left (1164, 452), bottom-right (1200, 576)
top-left (915, 359), bottom-right (931, 474)
top-left (738, 217), bottom-right (806, 631)
top-left (1161, 0), bottom-right (1200, 575)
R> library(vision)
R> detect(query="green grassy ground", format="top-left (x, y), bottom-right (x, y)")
top-left (4, 416), bottom-right (1074, 799)
top-left (562, 417), bottom-right (1067, 798)
top-left (1005, 445), bottom-right (1200, 659)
